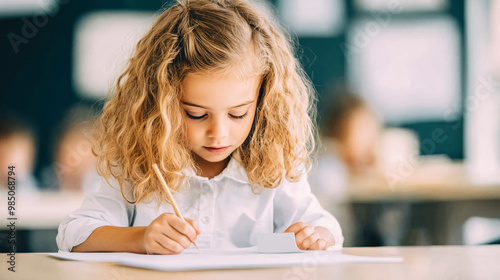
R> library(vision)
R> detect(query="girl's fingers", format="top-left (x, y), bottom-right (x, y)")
top-left (143, 233), bottom-right (180, 255)
top-left (294, 226), bottom-right (315, 249)
top-left (168, 216), bottom-right (198, 242)
top-left (306, 238), bottom-right (327, 251)
top-left (147, 241), bottom-right (179, 255)
top-left (185, 218), bottom-right (201, 235)
top-left (284, 222), bottom-right (319, 249)
top-left (284, 222), bottom-right (307, 234)
top-left (146, 226), bottom-right (189, 254)
top-left (157, 233), bottom-right (188, 253)
top-left (162, 224), bottom-right (193, 249)
top-left (143, 213), bottom-right (197, 254)
top-left (298, 231), bottom-right (319, 250)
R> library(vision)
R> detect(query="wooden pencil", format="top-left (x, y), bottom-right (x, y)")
top-left (152, 163), bottom-right (199, 249)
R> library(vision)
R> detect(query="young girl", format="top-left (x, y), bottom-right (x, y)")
top-left (57, 0), bottom-right (343, 254)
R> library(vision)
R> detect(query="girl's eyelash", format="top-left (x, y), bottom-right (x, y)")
top-left (229, 112), bottom-right (248, 119)
top-left (186, 112), bottom-right (207, 120)
top-left (185, 111), bottom-right (248, 120)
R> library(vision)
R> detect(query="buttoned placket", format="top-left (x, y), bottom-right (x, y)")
top-left (198, 179), bottom-right (215, 247)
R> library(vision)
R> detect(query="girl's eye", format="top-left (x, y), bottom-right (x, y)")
top-left (185, 112), bottom-right (207, 120)
top-left (229, 112), bottom-right (248, 119)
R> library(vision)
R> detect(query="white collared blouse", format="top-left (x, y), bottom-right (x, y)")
top-left (56, 157), bottom-right (344, 252)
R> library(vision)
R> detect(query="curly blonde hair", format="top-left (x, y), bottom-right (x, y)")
top-left (94, 0), bottom-right (317, 204)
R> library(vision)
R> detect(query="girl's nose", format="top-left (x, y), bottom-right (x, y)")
top-left (207, 116), bottom-right (228, 139)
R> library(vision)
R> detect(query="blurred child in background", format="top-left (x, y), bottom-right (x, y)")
top-left (310, 88), bottom-right (383, 201)
top-left (309, 88), bottom-right (383, 246)
top-left (41, 105), bottom-right (100, 194)
top-left (322, 90), bottom-right (382, 175)
top-left (0, 112), bottom-right (39, 193)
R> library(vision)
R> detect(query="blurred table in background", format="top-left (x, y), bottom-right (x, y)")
top-left (348, 162), bottom-right (500, 202)
top-left (0, 192), bottom-right (85, 252)
top-left (15, 192), bottom-right (86, 230)
top-left (345, 162), bottom-right (500, 246)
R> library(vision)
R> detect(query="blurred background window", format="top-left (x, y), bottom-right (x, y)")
top-left (465, 0), bottom-right (500, 185)
top-left (0, 0), bottom-right (58, 18)
top-left (347, 17), bottom-right (460, 125)
top-left (277, 0), bottom-right (345, 37)
top-left (355, 0), bottom-right (448, 12)
top-left (73, 11), bottom-right (155, 99)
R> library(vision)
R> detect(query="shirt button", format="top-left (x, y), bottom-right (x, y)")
top-left (203, 184), bottom-right (210, 192)
top-left (201, 216), bottom-right (210, 224)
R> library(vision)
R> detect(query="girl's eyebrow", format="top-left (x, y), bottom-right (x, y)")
top-left (181, 100), bottom-right (255, 109)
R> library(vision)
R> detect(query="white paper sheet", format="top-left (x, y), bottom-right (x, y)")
top-left (117, 250), bottom-right (403, 271)
top-left (49, 252), bottom-right (138, 262)
top-left (49, 249), bottom-right (403, 271)
top-left (48, 247), bottom-right (259, 263)
top-left (49, 234), bottom-right (403, 271)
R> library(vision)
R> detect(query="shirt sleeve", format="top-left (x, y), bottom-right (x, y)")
top-left (273, 173), bottom-right (344, 250)
top-left (56, 176), bottom-right (135, 252)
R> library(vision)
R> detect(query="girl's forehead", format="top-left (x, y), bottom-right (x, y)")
top-left (180, 73), bottom-right (261, 109)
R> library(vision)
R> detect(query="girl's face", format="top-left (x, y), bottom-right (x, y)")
top-left (181, 73), bottom-right (261, 177)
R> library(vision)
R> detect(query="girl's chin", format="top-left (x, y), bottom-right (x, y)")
top-left (192, 151), bottom-right (232, 164)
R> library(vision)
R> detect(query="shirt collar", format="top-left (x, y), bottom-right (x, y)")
top-left (182, 153), bottom-right (249, 184)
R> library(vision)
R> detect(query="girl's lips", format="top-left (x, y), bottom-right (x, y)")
top-left (204, 146), bottom-right (229, 153)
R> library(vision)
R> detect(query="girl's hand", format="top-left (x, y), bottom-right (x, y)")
top-left (284, 222), bottom-right (334, 250)
top-left (141, 213), bottom-right (201, 255)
